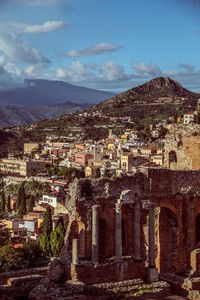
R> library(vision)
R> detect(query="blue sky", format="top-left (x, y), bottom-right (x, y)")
top-left (0, 0), bottom-right (200, 93)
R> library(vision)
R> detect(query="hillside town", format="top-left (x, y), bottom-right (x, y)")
top-left (1, 100), bottom-right (200, 249)
top-left (1, 84), bottom-right (200, 299)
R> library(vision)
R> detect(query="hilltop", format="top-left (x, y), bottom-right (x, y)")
top-left (95, 77), bottom-right (199, 108)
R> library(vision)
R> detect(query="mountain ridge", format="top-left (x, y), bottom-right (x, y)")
top-left (0, 79), bottom-right (115, 107)
top-left (0, 101), bottom-right (92, 128)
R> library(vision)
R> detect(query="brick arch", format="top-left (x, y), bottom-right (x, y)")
top-left (169, 150), bottom-right (177, 170)
top-left (156, 202), bottom-right (177, 215)
top-left (66, 219), bottom-right (86, 258)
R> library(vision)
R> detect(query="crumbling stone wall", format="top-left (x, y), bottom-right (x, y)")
top-left (61, 173), bottom-right (149, 283)
top-left (148, 168), bottom-right (200, 274)
top-left (164, 124), bottom-right (200, 170)
top-left (62, 169), bottom-right (200, 281)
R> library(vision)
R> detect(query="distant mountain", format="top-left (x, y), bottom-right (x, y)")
top-left (95, 77), bottom-right (200, 109)
top-left (0, 79), bottom-right (115, 106)
top-left (0, 101), bottom-right (91, 128)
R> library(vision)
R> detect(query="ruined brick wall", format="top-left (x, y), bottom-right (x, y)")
top-left (71, 259), bottom-right (145, 284)
top-left (148, 168), bottom-right (200, 273)
top-left (164, 124), bottom-right (200, 170)
top-left (62, 173), bottom-right (149, 266)
top-left (61, 168), bottom-right (200, 281)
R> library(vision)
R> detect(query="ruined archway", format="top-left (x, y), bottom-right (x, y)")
top-left (169, 150), bottom-right (177, 170)
top-left (66, 220), bottom-right (86, 258)
top-left (157, 207), bottom-right (178, 273)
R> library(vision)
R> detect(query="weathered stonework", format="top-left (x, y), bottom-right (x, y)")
top-left (164, 124), bottom-right (200, 170)
top-left (4, 169), bottom-right (200, 299)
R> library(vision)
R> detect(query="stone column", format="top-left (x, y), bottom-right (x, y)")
top-left (72, 239), bottom-right (79, 265)
top-left (115, 203), bottom-right (122, 262)
top-left (147, 203), bottom-right (158, 281)
top-left (134, 201), bottom-right (141, 260)
top-left (92, 205), bottom-right (100, 264)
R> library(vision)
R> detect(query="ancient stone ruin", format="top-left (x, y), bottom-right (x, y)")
top-left (164, 124), bottom-right (200, 170)
top-left (3, 169), bottom-right (200, 299)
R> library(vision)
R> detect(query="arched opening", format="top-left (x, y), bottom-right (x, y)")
top-left (99, 218), bottom-right (107, 261)
top-left (169, 151), bottom-right (177, 170)
top-left (67, 221), bottom-right (78, 252)
top-left (65, 220), bottom-right (86, 258)
top-left (157, 207), bottom-right (178, 273)
top-left (196, 214), bottom-right (200, 244)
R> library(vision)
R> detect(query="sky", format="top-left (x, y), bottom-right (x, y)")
top-left (0, 0), bottom-right (200, 93)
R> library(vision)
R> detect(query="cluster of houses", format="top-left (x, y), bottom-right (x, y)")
top-left (2, 178), bottom-right (68, 247)
top-left (2, 105), bottom-right (200, 246)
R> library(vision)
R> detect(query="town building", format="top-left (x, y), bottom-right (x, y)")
top-left (0, 159), bottom-right (46, 176)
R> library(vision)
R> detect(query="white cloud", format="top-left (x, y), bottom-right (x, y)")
top-left (132, 62), bottom-right (162, 77)
top-left (24, 21), bottom-right (67, 34)
top-left (0, 31), bottom-right (50, 64)
top-left (0, 60), bottom-right (22, 90)
top-left (100, 60), bottom-right (131, 81)
top-left (178, 63), bottom-right (195, 73)
top-left (64, 43), bottom-right (122, 57)
top-left (7, 21), bottom-right (67, 34)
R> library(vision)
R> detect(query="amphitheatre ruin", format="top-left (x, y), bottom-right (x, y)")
top-left (2, 124), bottom-right (200, 299)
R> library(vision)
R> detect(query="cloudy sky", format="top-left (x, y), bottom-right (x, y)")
top-left (1, 0), bottom-right (200, 93)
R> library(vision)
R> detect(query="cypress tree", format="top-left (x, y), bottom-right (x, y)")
top-left (18, 184), bottom-right (26, 217)
top-left (17, 186), bottom-right (22, 208)
top-left (43, 206), bottom-right (52, 235)
top-left (28, 195), bottom-right (35, 213)
top-left (7, 195), bottom-right (11, 213)
top-left (50, 222), bottom-right (65, 257)
top-left (39, 206), bottom-right (53, 255)
top-left (0, 191), bottom-right (5, 212)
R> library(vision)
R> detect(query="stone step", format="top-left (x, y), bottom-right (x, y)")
top-left (84, 279), bottom-right (170, 299)
top-left (160, 273), bottom-right (200, 299)
top-left (7, 274), bottom-right (44, 287)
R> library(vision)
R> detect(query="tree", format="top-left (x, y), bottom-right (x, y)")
top-left (17, 184), bottom-right (23, 208)
top-left (39, 232), bottom-right (51, 255)
top-left (7, 195), bottom-right (11, 213)
top-left (39, 206), bottom-right (53, 255)
top-left (50, 222), bottom-right (65, 257)
top-left (95, 168), bottom-right (101, 178)
top-left (0, 244), bottom-right (25, 272)
top-left (0, 191), bottom-right (5, 212)
top-left (22, 240), bottom-right (44, 267)
top-left (43, 206), bottom-right (52, 235)
top-left (17, 184), bottom-right (26, 217)
top-left (27, 195), bottom-right (35, 213)
top-left (103, 168), bottom-right (112, 179)
top-left (58, 167), bottom-right (85, 181)
top-left (0, 219), bottom-right (10, 247)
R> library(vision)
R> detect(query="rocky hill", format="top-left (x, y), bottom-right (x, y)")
top-left (95, 77), bottom-right (200, 108)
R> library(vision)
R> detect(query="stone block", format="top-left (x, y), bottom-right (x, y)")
top-left (146, 267), bottom-right (159, 282)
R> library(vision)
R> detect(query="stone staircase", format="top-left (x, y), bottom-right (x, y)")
top-left (81, 278), bottom-right (171, 299)
top-left (160, 273), bottom-right (200, 300)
